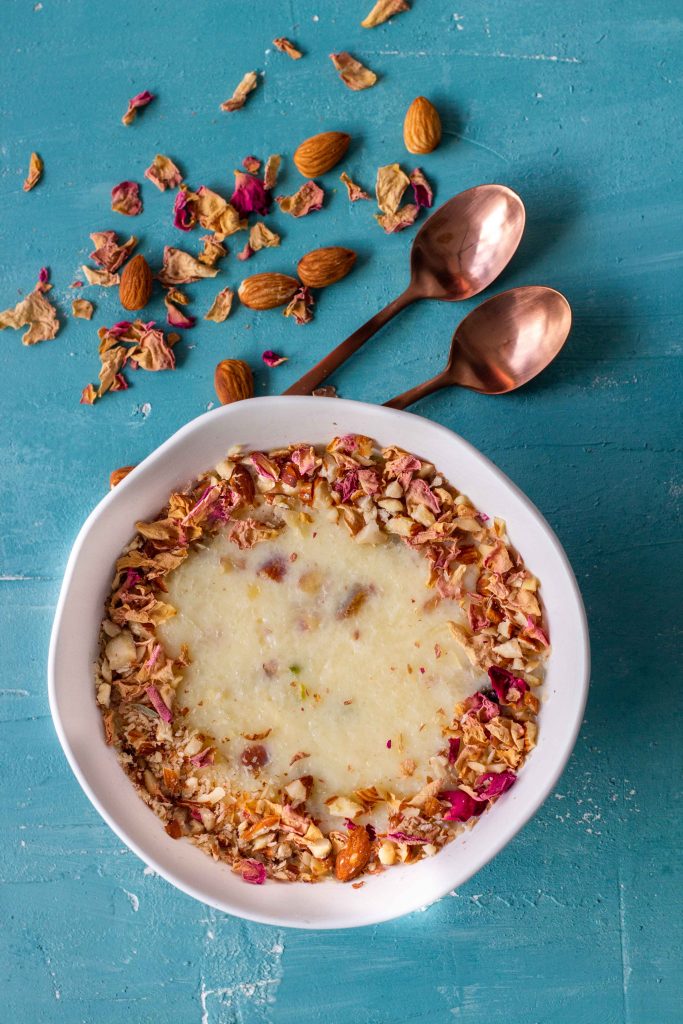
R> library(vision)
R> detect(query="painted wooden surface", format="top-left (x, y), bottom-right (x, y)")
top-left (1, 0), bottom-right (681, 1021)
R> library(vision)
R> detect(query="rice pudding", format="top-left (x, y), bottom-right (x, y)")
top-left (96, 435), bottom-right (548, 885)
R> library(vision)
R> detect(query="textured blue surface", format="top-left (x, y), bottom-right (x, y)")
top-left (1, 0), bottom-right (681, 1021)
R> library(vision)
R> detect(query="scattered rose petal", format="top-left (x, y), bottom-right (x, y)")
top-left (0, 280), bottom-right (59, 346)
top-left (440, 789), bottom-right (485, 822)
top-left (195, 186), bottom-right (246, 239)
top-left (241, 858), bottom-right (266, 884)
top-left (87, 320), bottom-right (179, 402)
top-left (80, 384), bottom-right (97, 405)
top-left (145, 154), bottom-right (182, 191)
top-left (89, 230), bottom-right (137, 272)
top-left (273, 37), bottom-right (303, 59)
top-left (263, 154), bottom-right (281, 191)
top-left (386, 738), bottom-right (392, 749)
top-left (242, 155), bottom-right (261, 173)
top-left (249, 221), bottom-right (280, 251)
top-left (72, 298), bottom-right (94, 320)
top-left (276, 181), bottom-right (324, 217)
top-left (467, 691), bottom-right (500, 721)
top-left (122, 90), bottom-right (154, 126)
top-left (340, 171), bottom-right (370, 201)
top-left (164, 293), bottom-right (196, 328)
top-left (198, 235), bottom-right (227, 267)
top-left (81, 265), bottom-right (120, 287)
top-left (376, 204), bottom-right (419, 233)
top-left (189, 748), bottom-right (215, 768)
top-left (146, 684), bottom-right (172, 722)
top-left (475, 770), bottom-right (517, 799)
top-left (386, 831), bottom-right (427, 844)
top-left (312, 385), bottom-right (337, 397)
top-left (362, 0), bottom-right (410, 28)
top-left (220, 71), bottom-right (259, 112)
top-left (376, 163), bottom-right (409, 214)
top-left (410, 167), bottom-right (433, 208)
top-left (231, 171), bottom-right (270, 216)
top-left (158, 246), bottom-right (219, 286)
top-left (204, 287), bottom-right (234, 322)
top-left (284, 285), bottom-right (314, 324)
top-left (487, 666), bottom-right (529, 705)
top-left (37, 266), bottom-right (50, 290)
top-left (330, 52), bottom-right (378, 90)
top-left (111, 181), bottom-right (142, 216)
top-left (262, 349), bottom-right (288, 367)
top-left (173, 188), bottom-right (196, 231)
top-left (23, 152), bottom-right (43, 192)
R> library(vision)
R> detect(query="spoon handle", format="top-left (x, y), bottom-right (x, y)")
top-left (384, 371), bottom-right (449, 410)
top-left (283, 288), bottom-right (415, 396)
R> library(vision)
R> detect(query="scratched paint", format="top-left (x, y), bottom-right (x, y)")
top-left (0, 0), bottom-right (681, 1022)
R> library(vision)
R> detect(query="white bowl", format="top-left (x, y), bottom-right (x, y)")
top-left (48, 398), bottom-right (589, 929)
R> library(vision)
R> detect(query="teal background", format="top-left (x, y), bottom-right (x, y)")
top-left (1, 1), bottom-right (681, 1021)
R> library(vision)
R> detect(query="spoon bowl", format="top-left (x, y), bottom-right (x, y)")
top-left (410, 185), bottom-right (526, 301)
top-left (284, 184), bottom-right (526, 395)
top-left (385, 286), bottom-right (572, 409)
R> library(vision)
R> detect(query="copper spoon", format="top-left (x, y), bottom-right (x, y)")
top-left (284, 183), bottom-right (526, 396)
top-left (384, 286), bottom-right (572, 409)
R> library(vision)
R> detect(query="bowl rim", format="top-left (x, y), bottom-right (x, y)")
top-left (48, 397), bottom-right (590, 929)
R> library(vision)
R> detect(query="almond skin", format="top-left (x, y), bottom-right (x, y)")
top-left (335, 826), bottom-right (371, 882)
top-left (238, 273), bottom-right (299, 310)
top-left (119, 254), bottom-right (153, 311)
top-left (293, 131), bottom-right (350, 177)
top-left (297, 246), bottom-right (357, 288)
top-left (403, 96), bottom-right (442, 155)
top-left (214, 359), bottom-right (254, 405)
top-left (109, 465), bottom-right (136, 489)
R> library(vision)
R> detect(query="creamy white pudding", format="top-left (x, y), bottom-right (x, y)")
top-left (159, 506), bottom-right (479, 817)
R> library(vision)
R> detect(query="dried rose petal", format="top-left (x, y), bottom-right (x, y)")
top-left (111, 181), bottom-right (142, 216)
top-left (262, 350), bottom-right (288, 367)
top-left (440, 789), bottom-right (485, 822)
top-left (158, 246), bottom-right (219, 286)
top-left (487, 666), bottom-right (529, 705)
top-left (361, 0), bottom-right (409, 28)
top-left (340, 171), bottom-right (370, 201)
top-left (198, 235), bottom-right (227, 267)
top-left (248, 222), bottom-right (280, 253)
top-left (386, 831), bottom-right (427, 844)
top-left (80, 384), bottom-right (97, 405)
top-left (376, 204), bottom-right (419, 233)
top-left (447, 737), bottom-right (460, 763)
top-left (23, 152), bottom-right (43, 192)
top-left (330, 52), bottom-right (377, 90)
top-left (122, 90), bottom-right (154, 126)
top-left (410, 167), bottom-right (433, 208)
top-left (189, 748), bottom-right (215, 768)
top-left (283, 285), bottom-right (314, 324)
top-left (164, 293), bottom-right (196, 328)
top-left (0, 284), bottom-right (59, 346)
top-left (231, 171), bottom-right (270, 216)
top-left (220, 71), bottom-right (259, 112)
top-left (173, 189), bottom-right (196, 231)
top-left (195, 186), bottom-right (246, 239)
top-left (72, 298), bottom-right (94, 320)
top-left (273, 37), bottom-right (303, 59)
top-left (204, 288), bottom-right (234, 323)
top-left (82, 265), bottom-right (120, 287)
top-left (475, 770), bottom-right (517, 799)
top-left (376, 163), bottom-right (409, 214)
top-left (312, 385), bottom-right (337, 397)
top-left (263, 154), bottom-right (281, 191)
top-left (242, 155), bottom-right (261, 173)
top-left (146, 684), bottom-right (172, 722)
top-left (276, 181), bottom-right (324, 217)
top-left (407, 477), bottom-right (441, 513)
top-left (90, 230), bottom-right (137, 272)
top-left (241, 858), bottom-right (266, 885)
top-left (467, 691), bottom-right (500, 721)
top-left (145, 154), bottom-right (182, 191)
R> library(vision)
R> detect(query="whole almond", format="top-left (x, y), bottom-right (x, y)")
top-left (297, 246), bottom-right (357, 288)
top-left (403, 96), bottom-right (442, 155)
top-left (238, 273), bottom-right (299, 310)
top-left (293, 131), bottom-right (350, 177)
top-left (119, 254), bottom-right (153, 310)
top-left (109, 465), bottom-right (136, 489)
top-left (334, 826), bottom-right (371, 882)
top-left (214, 359), bottom-right (254, 405)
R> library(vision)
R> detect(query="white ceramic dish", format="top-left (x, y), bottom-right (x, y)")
top-left (48, 397), bottom-right (589, 929)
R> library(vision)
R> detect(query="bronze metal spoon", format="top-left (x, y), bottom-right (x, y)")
top-left (384, 286), bottom-right (572, 409)
top-left (284, 183), bottom-right (526, 396)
